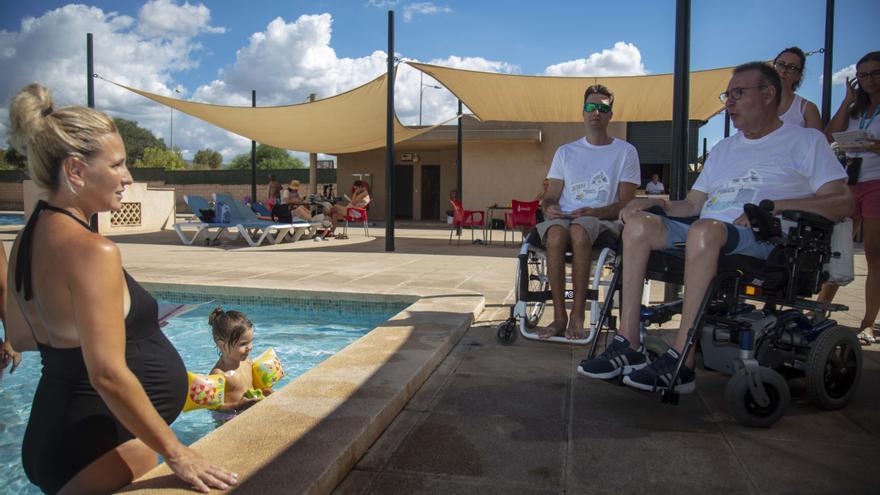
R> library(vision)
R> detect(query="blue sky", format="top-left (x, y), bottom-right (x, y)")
top-left (0, 0), bottom-right (876, 162)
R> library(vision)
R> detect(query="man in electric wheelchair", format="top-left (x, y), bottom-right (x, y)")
top-left (536, 83), bottom-right (641, 341)
top-left (577, 62), bottom-right (857, 424)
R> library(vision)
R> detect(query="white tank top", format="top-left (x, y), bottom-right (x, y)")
top-left (779, 94), bottom-right (807, 128)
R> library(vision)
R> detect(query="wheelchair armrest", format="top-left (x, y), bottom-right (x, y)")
top-left (744, 202), bottom-right (782, 242)
top-left (779, 210), bottom-right (835, 228)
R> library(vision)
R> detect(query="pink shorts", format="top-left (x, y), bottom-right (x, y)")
top-left (850, 179), bottom-right (880, 221)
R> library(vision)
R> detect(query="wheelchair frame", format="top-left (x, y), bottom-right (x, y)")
top-left (582, 206), bottom-right (863, 427)
top-left (497, 233), bottom-right (668, 358)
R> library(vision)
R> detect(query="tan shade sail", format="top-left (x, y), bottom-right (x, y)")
top-left (105, 73), bottom-right (436, 154)
top-left (409, 62), bottom-right (734, 123)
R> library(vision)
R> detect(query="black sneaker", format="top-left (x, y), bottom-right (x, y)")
top-left (577, 335), bottom-right (647, 379)
top-left (623, 348), bottom-right (696, 393)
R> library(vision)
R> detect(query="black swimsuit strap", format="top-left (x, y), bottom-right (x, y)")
top-left (15, 200), bottom-right (94, 301)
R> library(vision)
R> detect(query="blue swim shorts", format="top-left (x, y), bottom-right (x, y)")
top-left (660, 216), bottom-right (776, 260)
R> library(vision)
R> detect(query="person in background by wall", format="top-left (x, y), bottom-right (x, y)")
top-left (819, 51), bottom-right (880, 345)
top-left (446, 189), bottom-right (459, 221)
top-left (773, 46), bottom-right (823, 131)
top-left (266, 174), bottom-right (282, 208)
top-left (281, 179), bottom-right (312, 221)
top-left (645, 174), bottom-right (665, 194)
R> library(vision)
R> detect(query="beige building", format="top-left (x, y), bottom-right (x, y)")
top-left (337, 116), bottom-right (628, 222)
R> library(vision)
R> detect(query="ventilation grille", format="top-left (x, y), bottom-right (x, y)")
top-left (110, 202), bottom-right (142, 226)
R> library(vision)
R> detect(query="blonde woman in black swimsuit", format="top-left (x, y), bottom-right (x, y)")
top-left (1, 84), bottom-right (237, 494)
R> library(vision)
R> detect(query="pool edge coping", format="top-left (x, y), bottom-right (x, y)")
top-left (123, 283), bottom-right (483, 494)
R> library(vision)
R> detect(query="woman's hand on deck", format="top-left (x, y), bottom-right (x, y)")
top-left (166, 445), bottom-right (238, 493)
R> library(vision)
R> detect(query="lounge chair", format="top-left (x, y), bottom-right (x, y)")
top-left (251, 199), bottom-right (325, 240)
top-left (214, 193), bottom-right (312, 246)
top-left (172, 195), bottom-right (239, 245)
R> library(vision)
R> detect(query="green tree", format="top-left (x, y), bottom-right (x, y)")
top-left (0, 144), bottom-right (27, 169)
top-left (193, 148), bottom-right (223, 169)
top-left (141, 146), bottom-right (186, 170)
top-left (114, 118), bottom-right (164, 163)
top-left (228, 144), bottom-right (305, 169)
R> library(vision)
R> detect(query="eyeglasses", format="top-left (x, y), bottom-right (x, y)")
top-left (856, 70), bottom-right (880, 81)
top-left (583, 102), bottom-right (612, 114)
top-left (773, 61), bottom-right (802, 74)
top-left (719, 85), bottom-right (768, 103)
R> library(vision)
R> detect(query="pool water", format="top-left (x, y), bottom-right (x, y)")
top-left (0, 295), bottom-right (404, 494)
top-left (0, 213), bottom-right (24, 226)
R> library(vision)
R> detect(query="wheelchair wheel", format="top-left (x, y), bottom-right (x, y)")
top-left (805, 325), bottom-right (862, 410)
top-left (725, 367), bottom-right (790, 428)
top-left (497, 319), bottom-right (518, 345)
top-left (515, 254), bottom-right (548, 329)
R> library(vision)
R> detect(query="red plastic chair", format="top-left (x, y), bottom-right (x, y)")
top-left (503, 199), bottom-right (540, 246)
top-left (343, 207), bottom-right (369, 237)
top-left (449, 199), bottom-right (485, 245)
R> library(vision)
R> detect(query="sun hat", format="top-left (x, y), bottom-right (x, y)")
top-left (288, 180), bottom-right (301, 189)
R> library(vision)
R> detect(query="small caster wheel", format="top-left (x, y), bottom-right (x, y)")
top-left (497, 319), bottom-right (517, 345)
top-left (725, 366), bottom-right (789, 427)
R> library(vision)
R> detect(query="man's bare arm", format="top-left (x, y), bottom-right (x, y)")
top-left (773, 179), bottom-right (853, 222)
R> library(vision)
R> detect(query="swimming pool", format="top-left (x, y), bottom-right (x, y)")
top-left (0, 290), bottom-right (406, 494)
top-left (0, 213), bottom-right (24, 226)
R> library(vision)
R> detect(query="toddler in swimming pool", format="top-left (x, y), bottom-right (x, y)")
top-left (209, 308), bottom-right (273, 414)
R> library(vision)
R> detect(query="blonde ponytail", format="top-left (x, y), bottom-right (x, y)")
top-left (8, 84), bottom-right (117, 191)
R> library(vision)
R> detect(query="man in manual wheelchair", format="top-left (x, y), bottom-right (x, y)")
top-left (577, 61), bottom-right (859, 427)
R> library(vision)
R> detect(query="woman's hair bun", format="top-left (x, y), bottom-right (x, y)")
top-left (7, 84), bottom-right (53, 155)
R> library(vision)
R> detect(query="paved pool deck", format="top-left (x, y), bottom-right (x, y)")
top-left (2, 223), bottom-right (877, 494)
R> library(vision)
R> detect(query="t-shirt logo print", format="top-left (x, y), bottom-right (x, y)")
top-left (570, 171), bottom-right (610, 207)
top-left (706, 168), bottom-right (762, 213)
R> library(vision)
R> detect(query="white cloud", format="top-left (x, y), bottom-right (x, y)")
top-left (830, 64), bottom-right (856, 85)
top-left (543, 41), bottom-right (646, 76)
top-left (394, 56), bottom-right (518, 126)
top-left (0, 3), bottom-right (232, 160)
top-left (403, 3), bottom-right (452, 22)
top-left (0, 4), bottom-right (558, 162)
top-left (137, 0), bottom-right (225, 38)
top-left (366, 0), bottom-right (399, 7)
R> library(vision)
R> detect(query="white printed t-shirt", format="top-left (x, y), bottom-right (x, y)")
top-left (694, 123), bottom-right (846, 223)
top-left (845, 111), bottom-right (880, 183)
top-left (546, 137), bottom-right (641, 212)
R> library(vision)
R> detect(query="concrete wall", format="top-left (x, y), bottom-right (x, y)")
top-left (0, 168), bottom-right (336, 212)
top-left (23, 180), bottom-right (176, 234)
top-left (0, 181), bottom-right (23, 210)
top-left (336, 119), bottom-right (627, 221)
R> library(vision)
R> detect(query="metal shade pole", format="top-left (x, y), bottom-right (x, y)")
top-left (666, 0), bottom-right (691, 302)
top-left (87, 33), bottom-right (98, 231)
top-left (457, 99), bottom-right (463, 201)
top-left (821, 0), bottom-right (835, 126)
top-left (670, 0), bottom-right (691, 201)
top-left (385, 10), bottom-right (395, 252)
top-left (251, 90), bottom-right (257, 202)
top-left (309, 93), bottom-right (318, 194)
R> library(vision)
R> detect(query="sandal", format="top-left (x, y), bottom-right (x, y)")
top-left (857, 328), bottom-right (876, 346)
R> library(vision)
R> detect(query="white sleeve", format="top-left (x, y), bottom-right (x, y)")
top-left (620, 145), bottom-right (642, 185)
top-left (547, 147), bottom-right (565, 181)
top-left (692, 144), bottom-right (719, 193)
top-left (802, 132), bottom-right (847, 192)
